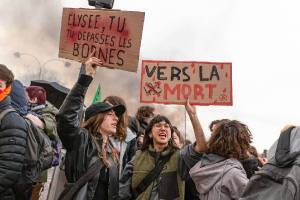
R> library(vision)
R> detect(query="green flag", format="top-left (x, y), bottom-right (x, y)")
top-left (92, 83), bottom-right (101, 104)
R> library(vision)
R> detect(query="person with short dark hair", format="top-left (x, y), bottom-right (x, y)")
top-left (26, 86), bottom-right (46, 105)
top-left (0, 64), bottom-right (14, 86)
top-left (135, 106), bottom-right (155, 125)
top-left (0, 64), bottom-right (28, 200)
top-left (119, 100), bottom-right (206, 200)
top-left (128, 105), bottom-right (155, 149)
top-left (128, 106), bottom-right (154, 135)
top-left (26, 86), bottom-right (58, 139)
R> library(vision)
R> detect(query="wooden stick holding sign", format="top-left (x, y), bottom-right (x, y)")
top-left (59, 8), bottom-right (145, 72)
top-left (140, 60), bottom-right (232, 106)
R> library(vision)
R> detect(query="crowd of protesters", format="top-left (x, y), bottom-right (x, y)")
top-left (0, 54), bottom-right (297, 200)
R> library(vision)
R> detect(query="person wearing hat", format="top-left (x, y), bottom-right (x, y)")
top-left (56, 54), bottom-right (125, 200)
top-left (0, 64), bottom-right (29, 199)
top-left (103, 96), bottom-right (137, 176)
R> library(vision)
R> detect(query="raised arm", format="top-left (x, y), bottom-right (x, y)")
top-left (185, 99), bottom-right (208, 153)
top-left (56, 53), bottom-right (103, 150)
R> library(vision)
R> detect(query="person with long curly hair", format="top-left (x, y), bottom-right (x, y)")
top-left (209, 119), bottom-right (264, 179)
top-left (56, 53), bottom-right (126, 200)
top-left (190, 119), bottom-right (252, 200)
top-left (208, 119), bottom-right (230, 133)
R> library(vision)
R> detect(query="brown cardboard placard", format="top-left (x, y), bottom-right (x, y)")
top-left (59, 8), bottom-right (145, 72)
top-left (140, 60), bottom-right (232, 106)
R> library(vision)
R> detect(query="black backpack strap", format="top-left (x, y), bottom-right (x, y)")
top-left (24, 118), bottom-right (42, 146)
top-left (275, 126), bottom-right (300, 167)
top-left (132, 151), bottom-right (175, 199)
top-left (58, 159), bottom-right (103, 200)
top-left (0, 108), bottom-right (15, 124)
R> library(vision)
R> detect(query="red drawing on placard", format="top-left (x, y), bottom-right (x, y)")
top-left (144, 81), bottom-right (162, 97)
top-left (191, 63), bottom-right (196, 74)
top-left (219, 88), bottom-right (228, 101)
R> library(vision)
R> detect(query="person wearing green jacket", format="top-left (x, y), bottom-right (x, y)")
top-left (119, 99), bottom-right (207, 200)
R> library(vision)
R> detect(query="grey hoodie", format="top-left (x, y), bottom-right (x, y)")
top-left (190, 154), bottom-right (248, 200)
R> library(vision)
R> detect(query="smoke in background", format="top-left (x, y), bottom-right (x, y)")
top-left (0, 0), bottom-right (193, 140)
top-left (0, 0), bottom-right (69, 84)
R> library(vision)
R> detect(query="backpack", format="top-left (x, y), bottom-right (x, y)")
top-left (240, 127), bottom-right (300, 200)
top-left (51, 135), bottom-right (62, 167)
top-left (42, 110), bottom-right (62, 167)
top-left (0, 108), bottom-right (54, 183)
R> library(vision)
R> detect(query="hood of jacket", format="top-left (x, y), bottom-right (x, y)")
top-left (0, 96), bottom-right (11, 110)
top-left (267, 126), bottom-right (300, 163)
top-left (190, 154), bottom-right (245, 194)
top-left (10, 80), bottom-right (28, 116)
top-left (128, 116), bottom-right (139, 133)
top-left (241, 156), bottom-right (259, 178)
top-left (128, 116), bottom-right (148, 136)
top-left (43, 101), bottom-right (59, 115)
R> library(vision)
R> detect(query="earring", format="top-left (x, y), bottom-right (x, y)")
top-left (149, 134), bottom-right (152, 138)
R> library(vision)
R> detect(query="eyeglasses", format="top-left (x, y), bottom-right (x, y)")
top-left (153, 123), bottom-right (171, 129)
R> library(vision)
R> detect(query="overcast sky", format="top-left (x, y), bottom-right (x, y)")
top-left (1, 0), bottom-right (300, 152)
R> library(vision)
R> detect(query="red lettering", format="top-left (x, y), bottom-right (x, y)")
top-left (205, 84), bottom-right (216, 99)
top-left (164, 84), bottom-right (180, 100)
top-left (161, 83), bottom-right (217, 102)
top-left (193, 84), bottom-right (204, 100)
top-left (181, 84), bottom-right (192, 99)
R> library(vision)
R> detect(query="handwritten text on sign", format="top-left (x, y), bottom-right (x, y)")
top-left (59, 8), bottom-right (145, 72)
top-left (140, 61), bottom-right (232, 105)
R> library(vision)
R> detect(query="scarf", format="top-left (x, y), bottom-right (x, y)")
top-left (0, 85), bottom-right (11, 102)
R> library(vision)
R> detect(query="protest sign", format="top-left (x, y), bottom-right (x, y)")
top-left (59, 8), bottom-right (145, 72)
top-left (140, 60), bottom-right (232, 105)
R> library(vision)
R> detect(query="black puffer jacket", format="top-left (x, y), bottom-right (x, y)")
top-left (56, 74), bottom-right (119, 200)
top-left (0, 97), bottom-right (27, 200)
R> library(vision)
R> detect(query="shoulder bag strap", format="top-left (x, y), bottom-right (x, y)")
top-left (58, 159), bottom-right (103, 200)
top-left (0, 108), bottom-right (15, 124)
top-left (275, 126), bottom-right (300, 167)
top-left (132, 151), bottom-right (174, 199)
